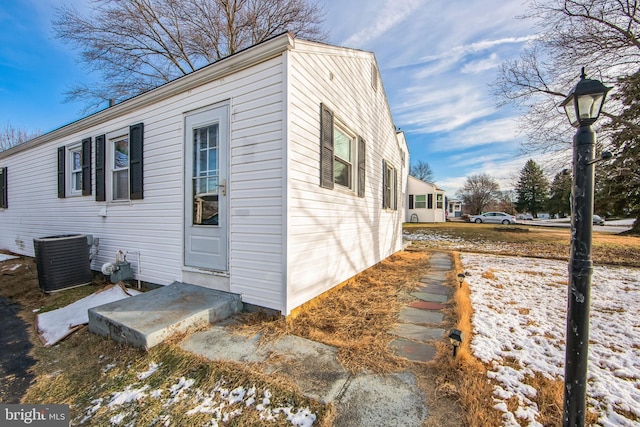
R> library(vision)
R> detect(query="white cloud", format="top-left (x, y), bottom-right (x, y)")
top-left (340, 0), bottom-right (426, 47)
top-left (429, 117), bottom-right (522, 152)
top-left (461, 52), bottom-right (501, 74)
top-left (396, 84), bottom-right (497, 134)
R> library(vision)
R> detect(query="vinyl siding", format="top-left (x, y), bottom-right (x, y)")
top-left (0, 55), bottom-right (286, 311)
top-left (284, 41), bottom-right (407, 314)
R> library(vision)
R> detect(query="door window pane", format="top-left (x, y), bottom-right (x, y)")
top-left (193, 124), bottom-right (219, 225)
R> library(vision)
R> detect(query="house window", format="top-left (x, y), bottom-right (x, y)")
top-left (95, 123), bottom-right (143, 202)
top-left (415, 195), bottom-right (426, 209)
top-left (0, 167), bottom-right (7, 209)
top-left (319, 104), bottom-right (365, 197)
top-left (437, 194), bottom-right (443, 209)
top-left (382, 160), bottom-right (397, 210)
top-left (334, 126), bottom-right (353, 188)
top-left (111, 134), bottom-right (130, 201)
top-left (69, 145), bottom-right (83, 195)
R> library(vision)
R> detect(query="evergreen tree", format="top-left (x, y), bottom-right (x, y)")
top-left (601, 70), bottom-right (640, 233)
top-left (515, 159), bottom-right (549, 217)
top-left (547, 169), bottom-right (572, 218)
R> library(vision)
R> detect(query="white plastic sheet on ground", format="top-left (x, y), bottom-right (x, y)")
top-left (36, 284), bottom-right (141, 347)
top-left (0, 253), bottom-right (19, 262)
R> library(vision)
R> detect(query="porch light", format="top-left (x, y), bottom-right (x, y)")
top-left (448, 329), bottom-right (463, 357)
top-left (560, 68), bottom-right (611, 128)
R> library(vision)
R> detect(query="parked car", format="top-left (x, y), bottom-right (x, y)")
top-left (593, 215), bottom-right (605, 226)
top-left (516, 213), bottom-right (534, 220)
top-left (470, 212), bottom-right (517, 225)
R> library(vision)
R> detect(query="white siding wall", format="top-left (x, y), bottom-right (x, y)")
top-left (284, 42), bottom-right (406, 314)
top-left (0, 56), bottom-right (285, 310)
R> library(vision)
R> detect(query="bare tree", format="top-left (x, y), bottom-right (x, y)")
top-left (456, 173), bottom-right (501, 215)
top-left (0, 124), bottom-right (41, 152)
top-left (493, 0), bottom-right (640, 156)
top-left (409, 160), bottom-right (434, 182)
top-left (53, 0), bottom-right (327, 111)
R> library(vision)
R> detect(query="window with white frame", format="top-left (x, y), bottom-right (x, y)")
top-left (415, 195), bottom-right (426, 208)
top-left (437, 193), bottom-right (443, 209)
top-left (68, 145), bottom-right (83, 195)
top-left (320, 104), bottom-right (366, 197)
top-left (334, 125), bottom-right (354, 189)
top-left (111, 133), bottom-right (130, 201)
top-left (382, 160), bottom-right (397, 210)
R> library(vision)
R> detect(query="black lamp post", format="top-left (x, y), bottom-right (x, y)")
top-left (559, 68), bottom-right (610, 427)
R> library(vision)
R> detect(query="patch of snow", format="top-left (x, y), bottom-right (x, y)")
top-left (102, 363), bottom-right (117, 373)
top-left (461, 253), bottom-right (640, 426)
top-left (108, 385), bottom-right (149, 407)
top-left (136, 362), bottom-right (160, 380)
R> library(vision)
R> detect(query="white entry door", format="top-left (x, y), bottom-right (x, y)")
top-left (184, 105), bottom-right (229, 270)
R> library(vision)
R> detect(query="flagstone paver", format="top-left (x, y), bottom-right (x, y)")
top-left (390, 324), bottom-right (445, 342)
top-left (408, 300), bottom-right (445, 310)
top-left (390, 251), bottom-right (453, 363)
top-left (415, 283), bottom-right (451, 295)
top-left (398, 307), bottom-right (444, 324)
top-left (410, 292), bottom-right (449, 303)
top-left (389, 338), bottom-right (437, 363)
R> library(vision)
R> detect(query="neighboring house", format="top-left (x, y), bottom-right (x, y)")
top-left (447, 198), bottom-right (463, 218)
top-left (406, 176), bottom-right (445, 223)
top-left (0, 33), bottom-right (408, 315)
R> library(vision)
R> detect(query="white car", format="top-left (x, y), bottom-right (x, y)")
top-left (470, 212), bottom-right (516, 225)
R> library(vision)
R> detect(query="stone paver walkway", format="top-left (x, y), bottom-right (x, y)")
top-left (390, 251), bottom-right (453, 362)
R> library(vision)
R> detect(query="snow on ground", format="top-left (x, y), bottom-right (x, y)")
top-left (77, 362), bottom-right (317, 426)
top-left (460, 253), bottom-right (640, 427)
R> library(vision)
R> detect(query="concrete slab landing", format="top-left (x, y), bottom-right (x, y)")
top-left (88, 282), bottom-right (243, 350)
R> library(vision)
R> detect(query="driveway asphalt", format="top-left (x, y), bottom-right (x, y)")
top-left (0, 296), bottom-right (35, 403)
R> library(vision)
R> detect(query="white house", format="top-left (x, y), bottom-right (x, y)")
top-left (0, 33), bottom-right (409, 315)
top-left (447, 198), bottom-right (463, 218)
top-left (406, 175), bottom-right (445, 223)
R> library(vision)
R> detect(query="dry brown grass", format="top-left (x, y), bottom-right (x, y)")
top-left (1, 255), bottom-right (331, 426)
top-left (236, 251), bottom-right (434, 373)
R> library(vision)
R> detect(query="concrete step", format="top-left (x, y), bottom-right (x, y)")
top-left (88, 282), bottom-right (243, 350)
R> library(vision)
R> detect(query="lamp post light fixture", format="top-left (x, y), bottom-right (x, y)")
top-left (457, 273), bottom-right (465, 288)
top-left (560, 68), bottom-right (611, 427)
top-left (448, 329), bottom-right (463, 357)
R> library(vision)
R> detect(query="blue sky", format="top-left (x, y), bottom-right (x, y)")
top-left (0, 0), bottom-right (557, 195)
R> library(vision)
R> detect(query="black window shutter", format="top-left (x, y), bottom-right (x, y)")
top-left (382, 159), bottom-right (388, 208)
top-left (129, 123), bottom-right (144, 200)
top-left (81, 137), bottom-right (92, 196)
top-left (0, 167), bottom-right (7, 208)
top-left (95, 135), bottom-right (106, 202)
top-left (357, 136), bottom-right (366, 197)
top-left (409, 195), bottom-right (414, 210)
top-left (320, 104), bottom-right (334, 189)
top-left (393, 167), bottom-right (398, 210)
top-left (57, 147), bottom-right (65, 198)
top-left (428, 194), bottom-right (433, 209)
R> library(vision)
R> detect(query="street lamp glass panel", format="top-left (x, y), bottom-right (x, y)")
top-left (563, 97), bottom-right (578, 127)
top-left (577, 93), bottom-right (604, 120)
